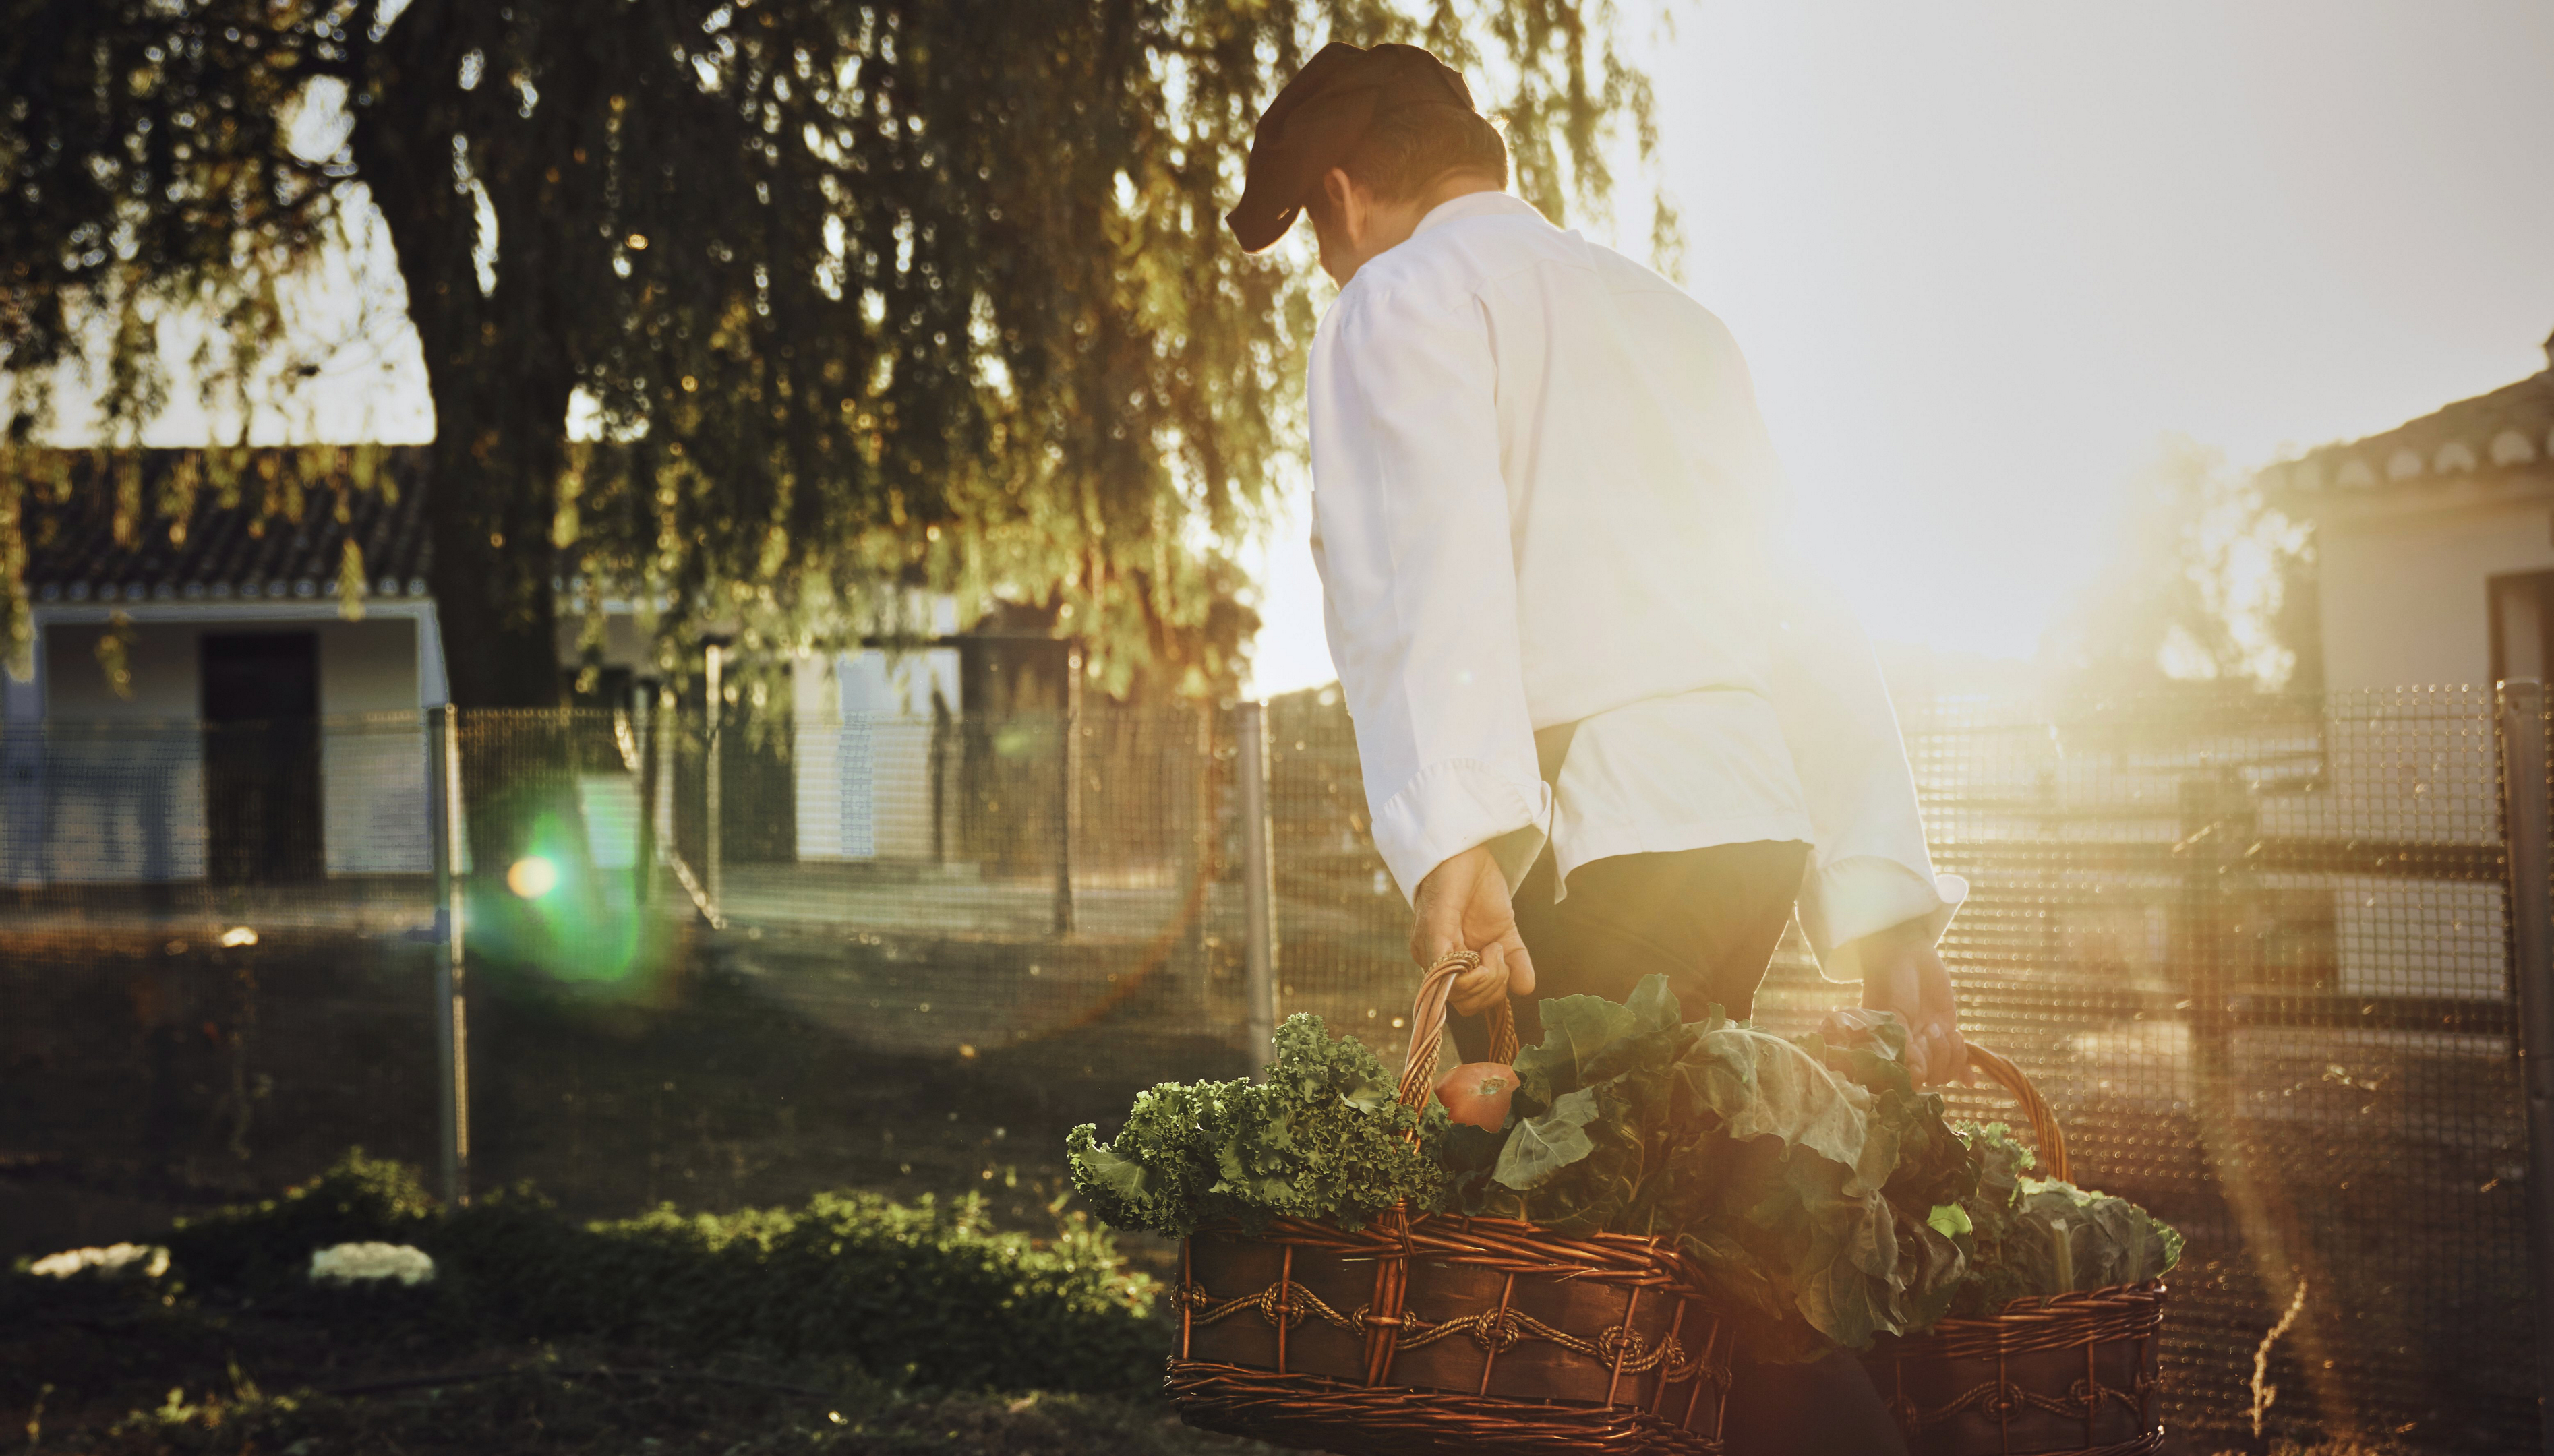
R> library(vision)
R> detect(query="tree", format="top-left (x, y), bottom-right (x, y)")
top-left (1, 0), bottom-right (1669, 707)
top-left (2044, 434), bottom-right (2319, 698)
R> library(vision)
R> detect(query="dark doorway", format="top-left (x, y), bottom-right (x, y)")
top-left (2491, 570), bottom-right (2554, 687)
top-left (202, 632), bottom-right (323, 884)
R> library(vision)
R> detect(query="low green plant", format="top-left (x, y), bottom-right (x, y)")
top-left (142, 1155), bottom-right (1164, 1395)
top-left (158, 1148), bottom-right (438, 1290)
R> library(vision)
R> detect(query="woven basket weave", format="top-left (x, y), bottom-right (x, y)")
top-left (1168, 954), bottom-right (1733, 1455)
top-left (1859, 1045), bottom-right (2168, 1456)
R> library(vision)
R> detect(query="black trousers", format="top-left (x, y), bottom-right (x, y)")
top-left (1450, 840), bottom-right (1911, 1456)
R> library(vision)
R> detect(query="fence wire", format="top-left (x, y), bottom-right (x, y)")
top-left (0, 686), bottom-right (2537, 1451)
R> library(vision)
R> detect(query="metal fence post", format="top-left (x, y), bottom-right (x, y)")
top-left (631, 688), bottom-right (657, 909)
top-left (2497, 677), bottom-right (2554, 1456)
top-left (704, 644), bottom-right (724, 919)
top-left (1054, 648), bottom-right (1080, 936)
top-left (1235, 700), bottom-right (1278, 1076)
top-left (425, 704), bottom-right (470, 1207)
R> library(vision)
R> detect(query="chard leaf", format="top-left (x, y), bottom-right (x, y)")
top-left (1493, 1087), bottom-right (1601, 1190)
top-left (1516, 976), bottom-right (1680, 1098)
top-left (1684, 1028), bottom-right (1874, 1186)
top-left (1624, 973), bottom-right (1684, 1035)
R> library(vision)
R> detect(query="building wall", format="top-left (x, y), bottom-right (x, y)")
top-left (34, 621), bottom-right (210, 882)
top-left (2315, 493), bottom-right (2554, 691)
top-left (2305, 490), bottom-right (2548, 998)
top-left (314, 621), bottom-right (429, 875)
top-left (792, 648), bottom-right (960, 863)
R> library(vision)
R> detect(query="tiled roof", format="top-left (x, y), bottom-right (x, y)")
top-left (2261, 332), bottom-right (2554, 498)
top-left (17, 446), bottom-right (434, 607)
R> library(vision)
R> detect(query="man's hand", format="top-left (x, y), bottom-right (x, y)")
top-left (1851, 918), bottom-right (1968, 1087)
top-left (1411, 844), bottom-right (1537, 1017)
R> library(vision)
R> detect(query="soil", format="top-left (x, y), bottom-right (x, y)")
top-left (8, 1276), bottom-right (1277, 1455)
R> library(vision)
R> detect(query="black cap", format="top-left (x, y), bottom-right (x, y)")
top-left (1225, 42), bottom-right (1477, 254)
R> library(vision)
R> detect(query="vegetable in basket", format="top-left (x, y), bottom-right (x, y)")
top-left (1939, 1120), bottom-right (2184, 1316)
top-left (1433, 1060), bottom-right (1517, 1130)
top-left (1430, 975), bottom-right (1977, 1361)
top-left (1067, 974), bottom-right (2180, 1362)
top-left (1065, 1013), bottom-right (1451, 1237)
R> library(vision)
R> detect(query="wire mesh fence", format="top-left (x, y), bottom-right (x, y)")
top-left (0, 685), bottom-right (2540, 1451)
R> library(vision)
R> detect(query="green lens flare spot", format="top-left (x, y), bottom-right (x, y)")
top-left (507, 855), bottom-right (561, 899)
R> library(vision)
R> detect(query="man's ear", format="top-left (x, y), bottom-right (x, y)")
top-left (1319, 166), bottom-right (1361, 244)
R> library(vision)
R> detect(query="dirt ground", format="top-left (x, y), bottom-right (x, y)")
top-left (1, 919), bottom-right (1245, 1271)
top-left (8, 1282), bottom-right (1275, 1455)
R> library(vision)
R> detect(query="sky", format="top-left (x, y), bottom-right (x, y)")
top-left (1241, 0), bottom-right (2554, 695)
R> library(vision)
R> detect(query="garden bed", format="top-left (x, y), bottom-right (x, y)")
top-left (5, 1155), bottom-right (1274, 1456)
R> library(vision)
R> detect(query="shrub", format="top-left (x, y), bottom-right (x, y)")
top-left (150, 1155), bottom-right (1166, 1394)
top-left (160, 1150), bottom-right (438, 1290)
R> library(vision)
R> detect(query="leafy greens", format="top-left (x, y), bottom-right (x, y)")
top-left (1065, 1014), bottom-right (1449, 1237)
top-left (1942, 1122), bottom-right (2184, 1316)
top-left (1064, 975), bottom-right (2181, 1362)
top-left (1442, 976), bottom-right (1974, 1362)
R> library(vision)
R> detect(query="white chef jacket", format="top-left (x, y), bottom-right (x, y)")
top-left (1305, 191), bottom-right (1963, 974)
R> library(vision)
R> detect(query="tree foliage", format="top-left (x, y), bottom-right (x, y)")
top-left (2045, 435), bottom-right (2318, 697)
top-left (1, 0), bottom-right (1667, 704)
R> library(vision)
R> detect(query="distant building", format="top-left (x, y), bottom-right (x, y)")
top-left (0, 448), bottom-right (994, 889)
top-left (2255, 331), bottom-right (2553, 1002)
top-left (4, 449), bottom-right (446, 884)
top-left (2263, 329), bottom-right (2554, 692)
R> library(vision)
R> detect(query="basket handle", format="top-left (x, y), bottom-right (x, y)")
top-left (1395, 951), bottom-right (1520, 1112)
top-left (1964, 1043), bottom-right (2071, 1184)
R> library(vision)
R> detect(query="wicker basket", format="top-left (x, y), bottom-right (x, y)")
top-left (1168, 954), bottom-right (1733, 1455)
top-left (1859, 1045), bottom-right (2168, 1456)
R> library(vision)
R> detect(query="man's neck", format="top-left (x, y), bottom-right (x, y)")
top-left (1417, 174), bottom-right (1504, 216)
top-left (1322, 174), bottom-right (1506, 286)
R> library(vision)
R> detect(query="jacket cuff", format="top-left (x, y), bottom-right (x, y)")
top-left (1800, 859), bottom-right (1969, 981)
top-left (1372, 758), bottom-right (1551, 905)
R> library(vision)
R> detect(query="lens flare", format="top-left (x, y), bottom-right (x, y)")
top-left (507, 855), bottom-right (560, 899)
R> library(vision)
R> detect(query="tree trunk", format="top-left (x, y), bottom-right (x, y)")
top-left (348, 3), bottom-right (587, 892)
top-left (349, 0), bottom-right (579, 712)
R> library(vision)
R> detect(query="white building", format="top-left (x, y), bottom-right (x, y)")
top-left (2264, 330), bottom-right (2554, 693)
top-left (2, 450), bottom-right (447, 884)
top-left (1, 448), bottom-right (975, 891)
top-left (2256, 328), bottom-right (2553, 1001)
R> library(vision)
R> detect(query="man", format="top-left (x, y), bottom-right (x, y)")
top-left (1226, 41), bottom-right (1970, 1455)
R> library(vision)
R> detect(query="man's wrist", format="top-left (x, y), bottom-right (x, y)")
top-left (1836, 916), bottom-right (1920, 973)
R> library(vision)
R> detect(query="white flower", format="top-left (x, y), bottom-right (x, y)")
top-left (307, 1242), bottom-right (436, 1287)
top-left (27, 1243), bottom-right (171, 1280)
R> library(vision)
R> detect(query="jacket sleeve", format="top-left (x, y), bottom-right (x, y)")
top-left (1764, 564), bottom-right (1966, 978)
top-left (1307, 282), bottom-right (1549, 903)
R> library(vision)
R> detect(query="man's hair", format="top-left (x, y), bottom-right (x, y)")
top-left (1335, 103), bottom-right (1509, 204)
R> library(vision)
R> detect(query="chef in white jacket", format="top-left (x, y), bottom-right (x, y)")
top-left (1228, 44), bottom-right (1965, 1453)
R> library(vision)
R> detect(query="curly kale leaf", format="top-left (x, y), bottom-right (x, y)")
top-left (1067, 1014), bottom-right (1448, 1238)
